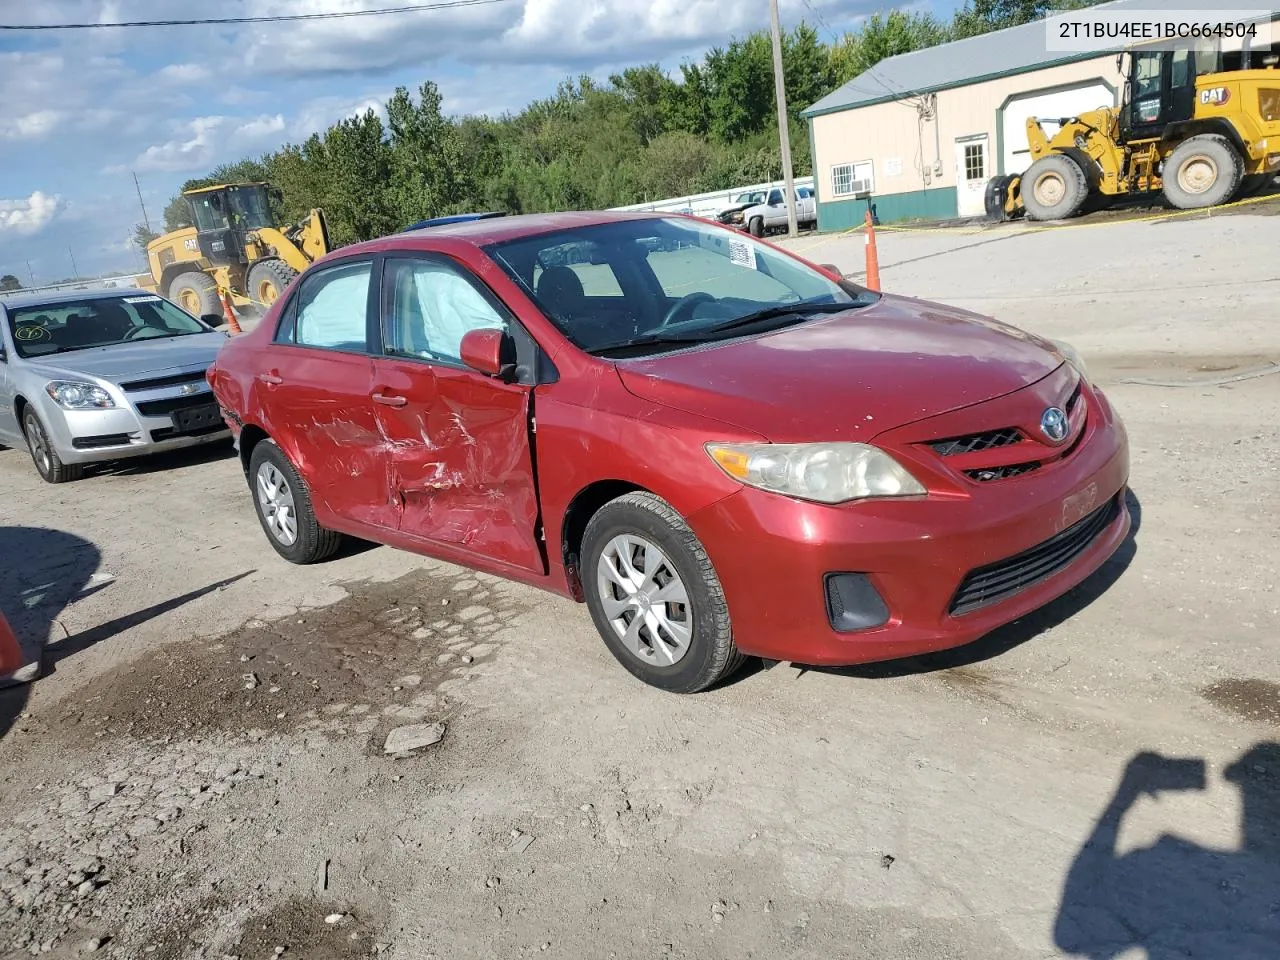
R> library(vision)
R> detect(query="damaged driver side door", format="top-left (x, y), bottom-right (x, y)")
top-left (370, 254), bottom-right (544, 575)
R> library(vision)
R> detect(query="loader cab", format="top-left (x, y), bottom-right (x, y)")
top-left (1119, 46), bottom-right (1202, 140)
top-left (184, 183), bottom-right (274, 268)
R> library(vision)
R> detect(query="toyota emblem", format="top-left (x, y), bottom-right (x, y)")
top-left (1040, 407), bottom-right (1068, 443)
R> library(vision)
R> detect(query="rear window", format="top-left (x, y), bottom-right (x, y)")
top-left (5, 295), bottom-right (209, 359)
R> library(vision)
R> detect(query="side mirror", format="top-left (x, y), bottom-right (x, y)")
top-left (459, 328), bottom-right (515, 379)
top-left (819, 263), bottom-right (844, 277)
top-left (201, 313), bottom-right (225, 328)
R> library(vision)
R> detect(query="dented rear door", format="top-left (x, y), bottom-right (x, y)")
top-left (372, 254), bottom-right (544, 574)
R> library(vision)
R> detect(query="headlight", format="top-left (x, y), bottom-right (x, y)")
top-left (706, 442), bottom-right (926, 504)
top-left (45, 381), bottom-right (115, 409)
top-left (1050, 339), bottom-right (1089, 383)
top-left (731, 211), bottom-right (744, 222)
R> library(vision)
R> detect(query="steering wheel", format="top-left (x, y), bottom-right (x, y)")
top-left (659, 292), bottom-right (715, 329)
top-left (124, 326), bottom-right (158, 341)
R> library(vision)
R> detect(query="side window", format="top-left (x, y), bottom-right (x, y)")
top-left (383, 258), bottom-right (507, 365)
top-left (767, 189), bottom-right (783, 206)
top-left (278, 261), bottom-right (372, 351)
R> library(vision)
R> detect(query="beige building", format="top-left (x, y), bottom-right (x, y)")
top-left (802, 0), bottom-right (1276, 228)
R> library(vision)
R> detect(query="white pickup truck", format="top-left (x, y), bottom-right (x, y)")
top-left (716, 186), bottom-right (817, 236)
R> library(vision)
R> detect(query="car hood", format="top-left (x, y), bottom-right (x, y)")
top-left (614, 294), bottom-right (1065, 442)
top-left (21, 333), bottom-right (226, 385)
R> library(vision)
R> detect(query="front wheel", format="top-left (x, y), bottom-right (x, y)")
top-left (248, 439), bottom-right (343, 564)
top-left (748, 216), bottom-right (764, 237)
top-left (246, 259), bottom-right (298, 308)
top-left (582, 492), bottom-right (745, 693)
top-left (23, 410), bottom-right (84, 484)
top-left (1021, 154), bottom-right (1089, 221)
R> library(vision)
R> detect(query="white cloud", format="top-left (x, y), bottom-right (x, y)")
top-left (1, 110), bottom-right (62, 140)
top-left (0, 192), bottom-right (63, 236)
top-left (122, 114), bottom-right (288, 174)
top-left (156, 63), bottom-right (212, 84)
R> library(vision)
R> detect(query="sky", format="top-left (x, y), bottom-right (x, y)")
top-left (0, 0), bottom-right (954, 283)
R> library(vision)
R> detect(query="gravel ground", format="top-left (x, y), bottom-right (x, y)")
top-left (1, 213), bottom-right (1278, 959)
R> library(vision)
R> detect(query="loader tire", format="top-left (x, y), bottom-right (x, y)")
top-left (1162, 135), bottom-right (1243, 209)
top-left (1240, 173), bottom-right (1277, 198)
top-left (1021, 155), bottom-right (1089, 221)
top-left (168, 271), bottom-right (221, 318)
top-left (247, 259), bottom-right (298, 308)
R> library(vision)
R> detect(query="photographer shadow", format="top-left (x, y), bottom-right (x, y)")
top-left (1055, 744), bottom-right (1280, 959)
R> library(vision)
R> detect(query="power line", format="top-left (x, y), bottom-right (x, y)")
top-left (0, 0), bottom-right (514, 31)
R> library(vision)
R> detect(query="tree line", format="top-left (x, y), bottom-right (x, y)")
top-left (142, 1), bottom-right (1098, 252)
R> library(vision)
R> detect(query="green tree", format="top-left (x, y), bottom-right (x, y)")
top-left (132, 223), bottom-right (159, 256)
top-left (830, 11), bottom-right (949, 85)
top-left (163, 194), bottom-right (192, 231)
top-left (0, 274), bottom-right (21, 292)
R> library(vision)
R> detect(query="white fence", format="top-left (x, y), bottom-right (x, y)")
top-left (610, 176), bottom-right (816, 219)
top-left (0, 274), bottom-right (148, 299)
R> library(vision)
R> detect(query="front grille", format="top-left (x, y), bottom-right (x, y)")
top-left (1065, 382), bottom-right (1083, 415)
top-left (72, 433), bottom-right (131, 450)
top-left (120, 370), bottom-right (209, 392)
top-left (135, 393), bottom-right (215, 417)
top-left (948, 495), bottom-right (1121, 616)
top-left (931, 427), bottom-right (1022, 457)
top-left (964, 462), bottom-right (1040, 482)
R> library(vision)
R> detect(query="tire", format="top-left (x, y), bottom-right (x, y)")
top-left (1162, 135), bottom-right (1244, 210)
top-left (1021, 154), bottom-right (1090, 221)
top-left (581, 491), bottom-right (745, 693)
top-left (167, 271), bottom-right (221, 318)
top-left (748, 216), bottom-right (764, 237)
top-left (248, 439), bottom-right (343, 564)
top-left (23, 409), bottom-right (84, 484)
top-left (1240, 173), bottom-right (1276, 198)
top-left (246, 259), bottom-right (298, 308)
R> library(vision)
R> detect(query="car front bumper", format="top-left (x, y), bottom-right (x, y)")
top-left (687, 391), bottom-right (1131, 666)
top-left (39, 393), bottom-right (230, 465)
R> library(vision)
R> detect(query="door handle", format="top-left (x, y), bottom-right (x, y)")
top-left (257, 372), bottom-right (283, 386)
top-left (372, 392), bottom-right (408, 408)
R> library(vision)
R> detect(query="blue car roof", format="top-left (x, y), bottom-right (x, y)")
top-left (402, 212), bottom-right (506, 232)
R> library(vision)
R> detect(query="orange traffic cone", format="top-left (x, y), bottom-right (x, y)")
top-left (0, 606), bottom-right (30, 682)
top-left (217, 287), bottom-right (243, 335)
top-left (863, 210), bottom-right (881, 292)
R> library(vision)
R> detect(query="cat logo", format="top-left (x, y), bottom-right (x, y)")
top-left (1199, 87), bottom-right (1230, 106)
top-left (184, 238), bottom-right (198, 251)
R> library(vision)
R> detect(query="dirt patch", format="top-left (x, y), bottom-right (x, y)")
top-left (1201, 678), bottom-right (1280, 726)
top-left (11, 568), bottom-right (527, 752)
top-left (230, 898), bottom-right (381, 959)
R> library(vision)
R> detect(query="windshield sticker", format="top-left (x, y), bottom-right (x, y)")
top-left (727, 238), bottom-right (758, 270)
top-left (124, 296), bottom-right (162, 304)
top-left (14, 325), bottom-right (49, 342)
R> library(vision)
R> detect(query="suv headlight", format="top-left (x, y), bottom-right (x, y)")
top-left (1050, 339), bottom-right (1089, 383)
top-left (706, 442), bottom-right (926, 504)
top-left (45, 381), bottom-right (115, 409)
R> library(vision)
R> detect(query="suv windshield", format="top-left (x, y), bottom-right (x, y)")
top-left (5, 294), bottom-right (210, 359)
top-left (488, 217), bottom-right (873, 356)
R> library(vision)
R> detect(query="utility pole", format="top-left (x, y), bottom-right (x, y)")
top-left (69, 247), bottom-right (79, 280)
top-left (133, 171), bottom-right (152, 233)
top-left (768, 0), bottom-right (798, 238)
top-left (25, 260), bottom-right (35, 286)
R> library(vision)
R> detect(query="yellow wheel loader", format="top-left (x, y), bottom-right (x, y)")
top-left (142, 183), bottom-right (330, 315)
top-left (987, 38), bottom-right (1280, 222)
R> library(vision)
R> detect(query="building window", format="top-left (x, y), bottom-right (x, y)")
top-left (831, 160), bottom-right (874, 197)
top-left (963, 143), bottom-right (985, 182)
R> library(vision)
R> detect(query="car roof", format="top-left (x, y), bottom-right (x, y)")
top-left (0, 287), bottom-right (155, 311)
top-left (353, 209), bottom-right (670, 255)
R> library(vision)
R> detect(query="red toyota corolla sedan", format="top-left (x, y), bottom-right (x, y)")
top-left (208, 211), bottom-right (1130, 692)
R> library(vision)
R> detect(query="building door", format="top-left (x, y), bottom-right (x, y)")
top-left (954, 135), bottom-right (990, 218)
top-left (1001, 82), bottom-right (1114, 175)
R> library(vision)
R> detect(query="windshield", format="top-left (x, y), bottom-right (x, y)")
top-left (488, 217), bottom-right (872, 356)
top-left (190, 192), bottom-right (229, 232)
top-left (228, 185), bottom-right (274, 230)
top-left (5, 295), bottom-right (210, 359)
top-left (733, 192), bottom-right (766, 205)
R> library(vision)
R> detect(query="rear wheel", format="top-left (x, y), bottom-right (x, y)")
top-left (1021, 155), bottom-right (1090, 221)
top-left (581, 492), bottom-right (745, 693)
top-left (168, 271), bottom-right (221, 318)
top-left (23, 409), bottom-right (83, 484)
top-left (248, 439), bottom-right (343, 564)
top-left (1162, 135), bottom-right (1243, 209)
top-left (246, 259), bottom-right (298, 308)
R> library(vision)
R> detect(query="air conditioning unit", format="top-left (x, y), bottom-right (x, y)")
top-left (850, 177), bottom-right (873, 197)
